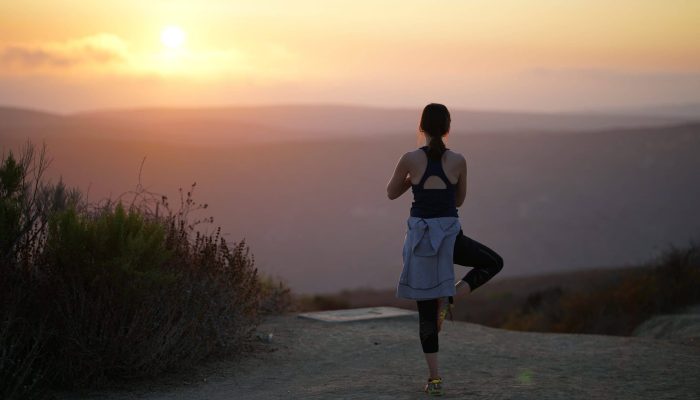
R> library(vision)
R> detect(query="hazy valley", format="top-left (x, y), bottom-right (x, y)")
top-left (2, 105), bottom-right (699, 293)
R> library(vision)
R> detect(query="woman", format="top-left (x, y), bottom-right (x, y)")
top-left (386, 103), bottom-right (504, 396)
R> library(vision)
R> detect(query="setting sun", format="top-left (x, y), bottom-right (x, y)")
top-left (160, 25), bottom-right (185, 49)
top-left (1, 1), bottom-right (699, 111)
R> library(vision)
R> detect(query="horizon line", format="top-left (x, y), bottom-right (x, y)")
top-left (1, 100), bottom-right (699, 118)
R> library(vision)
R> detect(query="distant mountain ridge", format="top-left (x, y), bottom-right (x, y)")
top-left (590, 102), bottom-right (700, 118)
top-left (1, 104), bottom-right (694, 146)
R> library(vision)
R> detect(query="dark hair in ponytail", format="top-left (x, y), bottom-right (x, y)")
top-left (419, 103), bottom-right (451, 161)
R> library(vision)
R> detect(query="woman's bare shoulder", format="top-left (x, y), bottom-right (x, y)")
top-left (446, 149), bottom-right (466, 162)
top-left (402, 148), bottom-right (424, 160)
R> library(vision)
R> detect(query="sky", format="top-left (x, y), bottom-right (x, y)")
top-left (1, 0), bottom-right (699, 113)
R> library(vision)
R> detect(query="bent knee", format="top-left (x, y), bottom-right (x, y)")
top-left (494, 253), bottom-right (504, 273)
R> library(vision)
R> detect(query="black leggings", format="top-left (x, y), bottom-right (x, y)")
top-left (417, 229), bottom-right (503, 353)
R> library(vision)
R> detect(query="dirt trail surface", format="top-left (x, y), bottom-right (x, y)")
top-left (57, 313), bottom-right (700, 400)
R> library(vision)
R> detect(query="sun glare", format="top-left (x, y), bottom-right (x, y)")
top-left (161, 26), bottom-right (186, 49)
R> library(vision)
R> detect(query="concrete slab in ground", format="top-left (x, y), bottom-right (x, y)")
top-left (297, 306), bottom-right (416, 322)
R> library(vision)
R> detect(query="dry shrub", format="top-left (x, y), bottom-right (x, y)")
top-left (35, 202), bottom-right (263, 388)
top-left (1, 140), bottom-right (285, 398)
top-left (258, 274), bottom-right (294, 315)
top-left (293, 294), bottom-right (351, 312)
top-left (502, 244), bottom-right (700, 335)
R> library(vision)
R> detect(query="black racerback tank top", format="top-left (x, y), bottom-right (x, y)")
top-left (409, 146), bottom-right (459, 218)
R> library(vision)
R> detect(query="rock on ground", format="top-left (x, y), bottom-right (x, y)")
top-left (633, 304), bottom-right (700, 345)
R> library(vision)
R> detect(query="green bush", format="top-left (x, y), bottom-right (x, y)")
top-left (0, 260), bottom-right (52, 400)
top-left (1, 141), bottom-right (77, 400)
top-left (0, 140), bottom-right (290, 399)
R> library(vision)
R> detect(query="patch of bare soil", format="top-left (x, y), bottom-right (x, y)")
top-left (54, 313), bottom-right (700, 399)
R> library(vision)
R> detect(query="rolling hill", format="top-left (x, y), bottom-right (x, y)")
top-left (1, 105), bottom-right (699, 293)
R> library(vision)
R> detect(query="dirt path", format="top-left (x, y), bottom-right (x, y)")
top-left (56, 314), bottom-right (700, 399)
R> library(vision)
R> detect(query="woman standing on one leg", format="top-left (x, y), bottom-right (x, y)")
top-left (387, 103), bottom-right (504, 396)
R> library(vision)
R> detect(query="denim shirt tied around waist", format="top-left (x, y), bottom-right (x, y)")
top-left (396, 216), bottom-right (460, 300)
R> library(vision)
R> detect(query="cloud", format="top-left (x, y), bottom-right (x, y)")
top-left (0, 33), bottom-right (297, 81)
top-left (0, 34), bottom-right (128, 70)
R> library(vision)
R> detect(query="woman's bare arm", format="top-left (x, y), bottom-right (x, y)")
top-left (387, 153), bottom-right (412, 200)
top-left (455, 155), bottom-right (467, 207)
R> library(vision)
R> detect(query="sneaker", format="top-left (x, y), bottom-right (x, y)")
top-left (424, 377), bottom-right (444, 396)
top-left (436, 297), bottom-right (453, 333)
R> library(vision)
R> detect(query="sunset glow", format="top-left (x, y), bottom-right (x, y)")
top-left (1, 0), bottom-right (699, 112)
